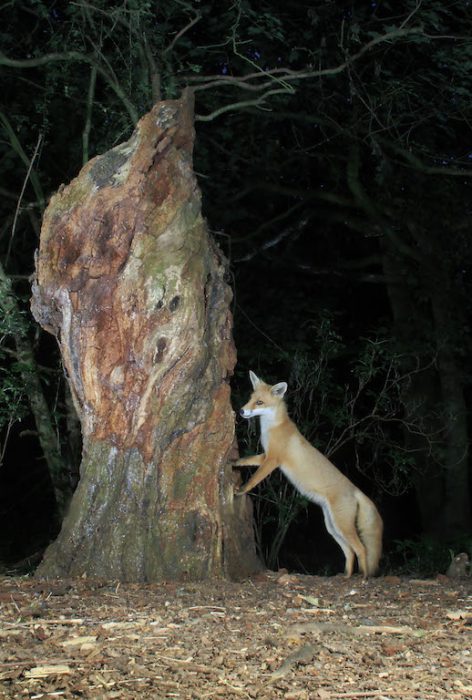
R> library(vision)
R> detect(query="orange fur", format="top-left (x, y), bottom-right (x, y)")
top-left (235, 371), bottom-right (383, 577)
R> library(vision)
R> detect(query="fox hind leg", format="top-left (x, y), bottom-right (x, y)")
top-left (321, 504), bottom-right (355, 576)
top-left (342, 528), bottom-right (368, 578)
top-left (322, 503), bottom-right (367, 577)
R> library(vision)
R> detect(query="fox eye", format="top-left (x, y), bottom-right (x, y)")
top-left (255, 400), bottom-right (264, 406)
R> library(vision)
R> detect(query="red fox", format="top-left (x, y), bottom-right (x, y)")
top-left (234, 371), bottom-right (383, 577)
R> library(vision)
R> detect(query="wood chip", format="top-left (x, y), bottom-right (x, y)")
top-left (446, 609), bottom-right (472, 620)
top-left (61, 635), bottom-right (98, 648)
top-left (271, 643), bottom-right (318, 679)
top-left (24, 665), bottom-right (72, 678)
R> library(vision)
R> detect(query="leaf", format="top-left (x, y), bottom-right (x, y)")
top-left (299, 595), bottom-right (320, 607)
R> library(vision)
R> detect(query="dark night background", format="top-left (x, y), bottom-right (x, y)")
top-left (0, 0), bottom-right (471, 576)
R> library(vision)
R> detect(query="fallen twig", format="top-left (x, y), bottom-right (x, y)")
top-left (288, 622), bottom-right (425, 637)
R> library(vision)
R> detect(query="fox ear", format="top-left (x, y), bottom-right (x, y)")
top-left (271, 382), bottom-right (287, 398)
top-left (249, 370), bottom-right (261, 389)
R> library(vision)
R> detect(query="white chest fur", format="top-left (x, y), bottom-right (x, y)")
top-left (259, 413), bottom-right (275, 453)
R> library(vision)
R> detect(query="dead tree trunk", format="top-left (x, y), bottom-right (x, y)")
top-left (31, 90), bottom-right (260, 581)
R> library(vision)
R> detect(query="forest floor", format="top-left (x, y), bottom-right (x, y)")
top-left (0, 571), bottom-right (471, 700)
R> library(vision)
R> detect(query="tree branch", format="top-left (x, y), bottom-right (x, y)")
top-left (380, 138), bottom-right (471, 177)
top-left (234, 203), bottom-right (307, 260)
top-left (230, 182), bottom-right (356, 209)
top-left (0, 112), bottom-right (45, 212)
top-left (143, 31), bottom-right (161, 102)
top-left (346, 144), bottom-right (421, 262)
top-left (82, 64), bottom-right (97, 165)
top-left (163, 10), bottom-right (202, 55)
top-left (192, 26), bottom-right (429, 121)
top-left (6, 132), bottom-right (43, 267)
top-left (195, 88), bottom-right (291, 122)
top-left (190, 26), bottom-right (425, 90)
top-left (0, 50), bottom-right (138, 125)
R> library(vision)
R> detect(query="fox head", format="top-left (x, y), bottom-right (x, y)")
top-left (239, 370), bottom-right (287, 419)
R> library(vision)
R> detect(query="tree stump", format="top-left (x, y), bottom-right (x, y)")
top-left (31, 90), bottom-right (260, 581)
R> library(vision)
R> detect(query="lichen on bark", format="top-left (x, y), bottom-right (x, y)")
top-left (31, 89), bottom-right (260, 581)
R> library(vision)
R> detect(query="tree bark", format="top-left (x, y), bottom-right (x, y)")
top-left (31, 90), bottom-right (261, 581)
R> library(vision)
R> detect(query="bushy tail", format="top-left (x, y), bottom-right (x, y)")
top-left (356, 491), bottom-right (383, 576)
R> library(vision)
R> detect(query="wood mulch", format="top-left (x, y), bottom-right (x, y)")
top-left (0, 571), bottom-right (471, 699)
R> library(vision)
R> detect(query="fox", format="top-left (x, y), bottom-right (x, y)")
top-left (234, 371), bottom-right (383, 577)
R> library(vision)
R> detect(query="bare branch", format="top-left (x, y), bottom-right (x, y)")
top-left (0, 111), bottom-right (45, 210)
top-left (190, 26), bottom-right (425, 91)
top-left (192, 26), bottom-right (433, 121)
top-left (399, 0), bottom-right (423, 30)
top-left (346, 145), bottom-right (421, 262)
top-left (380, 139), bottom-right (471, 177)
top-left (6, 132), bottom-right (43, 267)
top-left (234, 203), bottom-right (307, 261)
top-left (164, 10), bottom-right (202, 55)
top-left (82, 64), bottom-right (97, 165)
top-left (230, 182), bottom-right (356, 209)
top-left (143, 32), bottom-right (161, 102)
top-left (228, 0), bottom-right (294, 93)
top-left (195, 88), bottom-right (291, 122)
top-left (0, 50), bottom-right (138, 125)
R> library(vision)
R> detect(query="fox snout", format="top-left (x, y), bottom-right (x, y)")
top-left (240, 408), bottom-right (250, 418)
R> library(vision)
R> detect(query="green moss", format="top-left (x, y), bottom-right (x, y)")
top-left (141, 253), bottom-right (171, 287)
top-left (47, 130), bottom-right (141, 220)
top-left (89, 131), bottom-right (138, 189)
top-left (37, 435), bottom-right (226, 581)
top-left (49, 176), bottom-right (92, 216)
top-left (89, 148), bottom-right (129, 189)
top-left (172, 464), bottom-right (194, 501)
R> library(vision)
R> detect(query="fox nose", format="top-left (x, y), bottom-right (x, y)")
top-left (239, 408), bottom-right (245, 416)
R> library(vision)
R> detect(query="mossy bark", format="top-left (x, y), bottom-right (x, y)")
top-left (31, 90), bottom-right (260, 581)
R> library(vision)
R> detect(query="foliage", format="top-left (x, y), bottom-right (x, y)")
top-left (238, 312), bottom-right (438, 484)
top-left (386, 536), bottom-right (472, 579)
top-left (250, 471), bottom-right (308, 571)
top-left (0, 272), bottom-right (30, 463)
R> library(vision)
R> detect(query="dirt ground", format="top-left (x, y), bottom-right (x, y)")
top-left (0, 571), bottom-right (471, 700)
